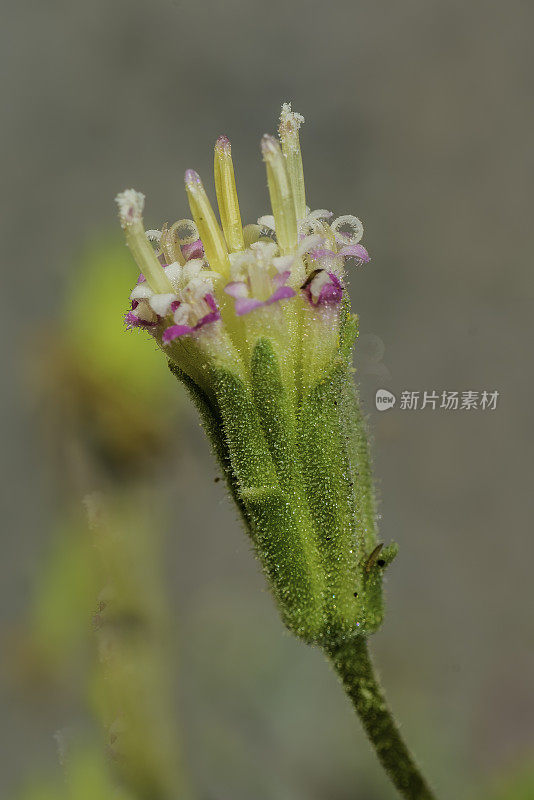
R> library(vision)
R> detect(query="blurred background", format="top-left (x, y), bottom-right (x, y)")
top-left (1, 0), bottom-right (533, 798)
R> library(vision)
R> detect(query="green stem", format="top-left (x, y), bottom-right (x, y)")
top-left (326, 636), bottom-right (437, 800)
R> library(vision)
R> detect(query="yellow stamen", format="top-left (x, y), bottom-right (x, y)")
top-left (115, 189), bottom-right (173, 293)
top-left (214, 136), bottom-right (244, 253)
top-left (184, 170), bottom-right (230, 277)
top-left (261, 134), bottom-right (298, 256)
top-left (279, 102), bottom-right (306, 220)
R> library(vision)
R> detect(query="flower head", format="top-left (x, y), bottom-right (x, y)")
top-left (115, 105), bottom-right (394, 645)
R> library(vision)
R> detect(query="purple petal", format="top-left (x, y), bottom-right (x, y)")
top-left (125, 311), bottom-right (157, 328)
top-left (267, 285), bottom-right (296, 305)
top-left (195, 295), bottom-right (221, 328)
top-left (163, 294), bottom-right (221, 341)
top-left (302, 270), bottom-right (343, 306)
top-left (271, 269), bottom-right (292, 289)
top-left (203, 293), bottom-right (219, 315)
top-left (182, 239), bottom-right (204, 260)
top-left (136, 273), bottom-right (146, 284)
top-left (338, 243), bottom-right (370, 262)
top-left (163, 323), bottom-right (196, 343)
top-left (234, 297), bottom-right (265, 315)
top-left (308, 248), bottom-right (336, 260)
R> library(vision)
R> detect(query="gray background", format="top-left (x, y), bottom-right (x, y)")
top-left (1, 0), bottom-right (533, 798)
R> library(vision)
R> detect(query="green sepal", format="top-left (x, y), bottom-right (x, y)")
top-left (298, 361), bottom-right (364, 641)
top-left (241, 485), bottom-right (324, 640)
top-left (168, 362), bottom-right (251, 531)
top-left (360, 542), bottom-right (399, 632)
top-left (248, 338), bottom-right (325, 640)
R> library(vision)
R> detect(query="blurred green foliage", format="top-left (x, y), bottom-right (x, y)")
top-left (64, 235), bottom-right (174, 403)
top-left (16, 745), bottom-right (135, 800)
top-left (13, 235), bottom-right (190, 800)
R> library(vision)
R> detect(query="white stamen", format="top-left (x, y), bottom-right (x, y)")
top-left (279, 102), bottom-right (305, 152)
top-left (115, 189), bottom-right (145, 227)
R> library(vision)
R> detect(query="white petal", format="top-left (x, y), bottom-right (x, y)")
top-left (182, 259), bottom-right (204, 282)
top-left (130, 283), bottom-right (154, 301)
top-left (173, 302), bottom-right (192, 325)
top-left (297, 234), bottom-right (324, 256)
top-left (257, 215), bottom-right (276, 231)
top-left (164, 261), bottom-right (183, 289)
top-left (308, 208), bottom-right (332, 220)
top-left (149, 292), bottom-right (178, 316)
top-left (272, 255), bottom-right (295, 272)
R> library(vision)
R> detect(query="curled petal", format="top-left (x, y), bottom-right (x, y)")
top-left (299, 216), bottom-right (327, 237)
top-left (338, 243), bottom-right (370, 262)
top-left (307, 208), bottom-right (333, 220)
top-left (171, 219), bottom-right (199, 246)
top-left (330, 214), bottom-right (364, 245)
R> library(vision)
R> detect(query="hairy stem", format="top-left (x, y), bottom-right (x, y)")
top-left (326, 636), bottom-right (437, 800)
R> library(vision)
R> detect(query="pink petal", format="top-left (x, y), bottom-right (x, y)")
top-left (234, 297), bottom-right (265, 315)
top-left (163, 324), bottom-right (195, 343)
top-left (182, 239), bottom-right (204, 260)
top-left (338, 243), bottom-right (370, 262)
top-left (267, 285), bottom-right (296, 304)
top-left (125, 311), bottom-right (157, 328)
top-left (271, 269), bottom-right (292, 289)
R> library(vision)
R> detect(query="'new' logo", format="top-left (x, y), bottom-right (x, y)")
top-left (375, 389), bottom-right (396, 411)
